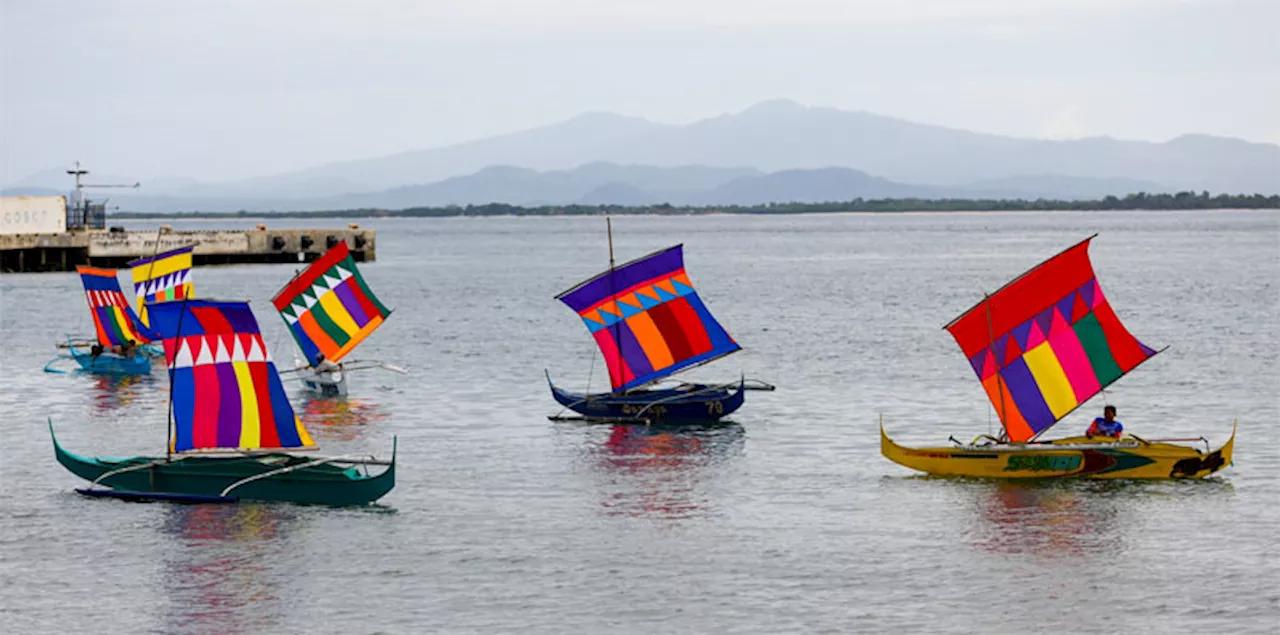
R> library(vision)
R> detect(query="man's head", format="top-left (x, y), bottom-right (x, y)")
top-left (1103, 405), bottom-right (1117, 422)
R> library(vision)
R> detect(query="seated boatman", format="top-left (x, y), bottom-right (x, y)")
top-left (313, 353), bottom-right (342, 374)
top-left (1086, 405), bottom-right (1124, 439)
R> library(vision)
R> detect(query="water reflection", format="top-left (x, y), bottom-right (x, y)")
top-left (298, 397), bottom-right (388, 443)
top-left (962, 481), bottom-right (1138, 558)
top-left (88, 373), bottom-right (160, 413)
top-left (586, 422), bottom-right (745, 520)
top-left (160, 504), bottom-right (299, 634)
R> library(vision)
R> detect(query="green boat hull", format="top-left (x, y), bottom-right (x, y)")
top-left (50, 422), bottom-right (395, 506)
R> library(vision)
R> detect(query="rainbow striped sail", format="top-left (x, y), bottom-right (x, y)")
top-left (558, 244), bottom-right (740, 392)
top-left (944, 236), bottom-right (1157, 442)
top-left (128, 246), bottom-right (194, 326)
top-left (148, 300), bottom-right (314, 453)
top-left (77, 266), bottom-right (157, 347)
top-left (271, 242), bottom-right (391, 366)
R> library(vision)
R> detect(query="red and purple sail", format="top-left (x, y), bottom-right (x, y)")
top-left (149, 300), bottom-right (315, 453)
top-left (558, 244), bottom-right (739, 392)
top-left (77, 266), bottom-right (158, 346)
top-left (944, 236), bottom-right (1157, 442)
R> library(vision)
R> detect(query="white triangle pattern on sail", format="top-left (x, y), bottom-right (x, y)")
top-left (247, 336), bottom-right (265, 362)
top-left (168, 335), bottom-right (274, 368)
top-left (214, 336), bottom-right (231, 364)
top-left (194, 338), bottom-right (215, 366)
top-left (173, 338), bottom-right (195, 369)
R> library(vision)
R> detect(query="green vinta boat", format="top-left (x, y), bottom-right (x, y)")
top-left (52, 299), bottom-right (395, 506)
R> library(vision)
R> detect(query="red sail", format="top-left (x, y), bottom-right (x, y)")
top-left (944, 236), bottom-right (1157, 441)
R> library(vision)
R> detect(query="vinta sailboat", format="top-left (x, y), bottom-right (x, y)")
top-left (881, 235), bottom-right (1234, 479)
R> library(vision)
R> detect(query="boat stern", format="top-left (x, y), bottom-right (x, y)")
top-left (879, 421), bottom-right (949, 474)
top-left (49, 418), bottom-right (114, 484)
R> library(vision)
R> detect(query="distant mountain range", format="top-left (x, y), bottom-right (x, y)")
top-left (5, 100), bottom-right (1277, 212)
top-left (2, 164), bottom-right (1180, 213)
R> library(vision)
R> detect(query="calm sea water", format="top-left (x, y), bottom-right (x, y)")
top-left (1, 211), bottom-right (1277, 634)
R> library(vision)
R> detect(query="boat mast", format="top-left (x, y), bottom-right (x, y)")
top-left (606, 217), bottom-right (623, 392)
top-left (164, 297), bottom-right (193, 460)
top-left (984, 293), bottom-right (1010, 441)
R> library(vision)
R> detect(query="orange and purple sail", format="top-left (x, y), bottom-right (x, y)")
top-left (944, 235), bottom-right (1157, 442)
top-left (149, 299), bottom-right (314, 453)
top-left (558, 244), bottom-right (739, 392)
top-left (271, 242), bottom-right (391, 366)
top-left (77, 266), bottom-right (157, 347)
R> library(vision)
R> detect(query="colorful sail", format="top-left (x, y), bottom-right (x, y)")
top-left (271, 241), bottom-right (391, 366)
top-left (558, 244), bottom-right (740, 392)
top-left (77, 266), bottom-right (157, 347)
top-left (944, 236), bottom-right (1157, 442)
top-left (148, 300), bottom-right (314, 453)
top-left (128, 246), bottom-right (194, 326)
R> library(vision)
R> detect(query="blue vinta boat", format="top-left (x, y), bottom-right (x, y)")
top-left (45, 267), bottom-right (160, 375)
top-left (548, 219), bottom-right (772, 424)
top-left (54, 299), bottom-right (396, 506)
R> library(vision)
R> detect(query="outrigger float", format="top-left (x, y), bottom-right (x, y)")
top-left (548, 219), bottom-right (773, 424)
top-left (52, 299), bottom-right (395, 505)
top-left (881, 235), bottom-right (1235, 479)
top-left (272, 242), bottom-right (404, 397)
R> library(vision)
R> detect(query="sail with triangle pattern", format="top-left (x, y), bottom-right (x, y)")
top-left (148, 300), bottom-right (314, 453)
top-left (271, 242), bottom-right (392, 366)
top-left (943, 235), bottom-right (1158, 442)
top-left (77, 266), bottom-right (158, 347)
top-left (557, 244), bottom-right (740, 392)
top-left (128, 246), bottom-right (195, 327)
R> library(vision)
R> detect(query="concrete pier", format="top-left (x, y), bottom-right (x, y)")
top-left (0, 225), bottom-right (377, 273)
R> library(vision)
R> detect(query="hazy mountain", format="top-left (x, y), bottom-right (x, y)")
top-left (322, 162), bottom-right (761, 208)
top-left (0, 186), bottom-right (64, 197)
top-left (698, 167), bottom-right (940, 205)
top-left (206, 99), bottom-right (1277, 196)
top-left (87, 163), bottom-right (1192, 214)
top-left (588, 100), bottom-right (1280, 193)
top-left (11, 100), bottom-right (1276, 208)
top-left (962, 175), bottom-right (1172, 199)
top-left (206, 112), bottom-right (669, 197)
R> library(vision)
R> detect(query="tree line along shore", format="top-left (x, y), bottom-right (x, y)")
top-left (113, 191), bottom-right (1280, 219)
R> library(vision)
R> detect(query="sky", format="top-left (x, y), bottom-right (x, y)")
top-left (1, 0), bottom-right (1276, 184)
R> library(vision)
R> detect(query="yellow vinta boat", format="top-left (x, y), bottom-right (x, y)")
top-left (881, 424), bottom-right (1234, 479)
top-left (882, 235), bottom-right (1235, 480)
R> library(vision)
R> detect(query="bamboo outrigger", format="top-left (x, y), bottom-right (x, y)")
top-left (881, 235), bottom-right (1235, 480)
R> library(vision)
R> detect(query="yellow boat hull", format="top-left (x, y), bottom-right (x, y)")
top-left (880, 423), bottom-right (1235, 479)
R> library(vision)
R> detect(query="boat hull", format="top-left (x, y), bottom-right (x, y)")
top-left (880, 424), bottom-right (1235, 480)
top-left (74, 352), bottom-right (151, 375)
top-left (68, 348), bottom-right (151, 375)
top-left (550, 376), bottom-right (745, 423)
top-left (51, 422), bottom-right (394, 505)
top-left (299, 368), bottom-right (348, 397)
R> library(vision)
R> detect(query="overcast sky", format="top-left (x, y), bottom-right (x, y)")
top-left (1, 0), bottom-right (1275, 184)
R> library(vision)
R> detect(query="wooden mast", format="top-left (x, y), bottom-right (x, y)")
top-left (606, 217), bottom-right (623, 392)
top-left (984, 293), bottom-right (1010, 441)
